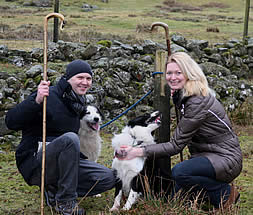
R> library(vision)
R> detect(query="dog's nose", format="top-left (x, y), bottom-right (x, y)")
top-left (94, 117), bottom-right (99, 122)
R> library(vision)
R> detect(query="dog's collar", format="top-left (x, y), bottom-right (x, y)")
top-left (130, 135), bottom-right (144, 147)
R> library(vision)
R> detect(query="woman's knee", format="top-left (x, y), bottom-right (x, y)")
top-left (171, 163), bottom-right (185, 180)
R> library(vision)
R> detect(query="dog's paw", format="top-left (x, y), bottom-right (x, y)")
top-left (109, 206), bottom-right (119, 212)
top-left (122, 205), bottom-right (131, 211)
top-left (94, 194), bottom-right (102, 198)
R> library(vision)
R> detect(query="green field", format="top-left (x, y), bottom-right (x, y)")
top-left (0, 0), bottom-right (252, 50)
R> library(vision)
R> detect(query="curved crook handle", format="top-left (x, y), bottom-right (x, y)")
top-left (43, 12), bottom-right (65, 81)
top-left (151, 22), bottom-right (171, 56)
top-left (45, 12), bottom-right (65, 30)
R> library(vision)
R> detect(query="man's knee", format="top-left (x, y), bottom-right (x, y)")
top-left (97, 168), bottom-right (117, 190)
top-left (63, 132), bottom-right (80, 151)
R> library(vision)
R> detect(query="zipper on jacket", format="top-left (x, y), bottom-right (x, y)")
top-left (207, 110), bottom-right (234, 137)
top-left (180, 104), bottom-right (185, 116)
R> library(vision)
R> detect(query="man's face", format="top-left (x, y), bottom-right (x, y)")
top-left (68, 73), bottom-right (92, 95)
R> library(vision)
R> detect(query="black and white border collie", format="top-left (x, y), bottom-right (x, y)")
top-left (110, 111), bottom-right (171, 211)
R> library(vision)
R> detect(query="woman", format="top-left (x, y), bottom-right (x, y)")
top-left (116, 52), bottom-right (242, 210)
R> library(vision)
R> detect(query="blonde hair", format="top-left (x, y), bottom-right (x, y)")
top-left (167, 52), bottom-right (212, 97)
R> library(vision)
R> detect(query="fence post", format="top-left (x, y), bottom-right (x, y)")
top-left (153, 50), bottom-right (172, 196)
top-left (154, 50), bottom-right (170, 142)
top-left (53, 0), bottom-right (60, 42)
top-left (243, 0), bottom-right (250, 42)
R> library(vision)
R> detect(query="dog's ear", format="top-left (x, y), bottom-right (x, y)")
top-left (127, 113), bottom-right (150, 127)
top-left (96, 105), bottom-right (105, 120)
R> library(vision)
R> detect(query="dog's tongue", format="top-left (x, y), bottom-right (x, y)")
top-left (155, 116), bottom-right (161, 123)
top-left (92, 123), bottom-right (100, 131)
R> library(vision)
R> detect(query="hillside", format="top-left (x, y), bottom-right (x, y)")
top-left (0, 0), bottom-right (252, 50)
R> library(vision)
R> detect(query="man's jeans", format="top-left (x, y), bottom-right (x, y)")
top-left (31, 132), bottom-right (116, 202)
top-left (171, 156), bottom-right (230, 208)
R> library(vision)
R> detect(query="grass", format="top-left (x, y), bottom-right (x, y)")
top-left (0, 123), bottom-right (252, 214)
top-left (0, 0), bottom-right (252, 50)
top-left (235, 135), bottom-right (253, 215)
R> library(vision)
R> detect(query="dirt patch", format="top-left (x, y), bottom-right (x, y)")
top-left (136, 23), bottom-right (155, 33)
top-left (0, 5), bottom-right (11, 11)
top-left (128, 14), bottom-right (137, 18)
top-left (160, 0), bottom-right (202, 12)
top-left (207, 14), bottom-right (227, 21)
top-left (0, 23), bottom-right (10, 33)
top-left (206, 27), bottom-right (220, 33)
top-left (200, 2), bottom-right (229, 9)
top-left (0, 24), bottom-right (43, 40)
top-left (0, 6), bottom-right (35, 15)
top-left (234, 125), bottom-right (253, 136)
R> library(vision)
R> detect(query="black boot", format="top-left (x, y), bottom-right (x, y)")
top-left (44, 184), bottom-right (57, 207)
top-left (55, 199), bottom-right (86, 215)
top-left (44, 189), bottom-right (56, 207)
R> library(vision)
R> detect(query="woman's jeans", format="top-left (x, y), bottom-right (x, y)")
top-left (171, 156), bottom-right (230, 208)
top-left (30, 132), bottom-right (117, 203)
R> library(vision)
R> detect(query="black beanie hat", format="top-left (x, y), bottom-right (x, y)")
top-left (65, 59), bottom-right (93, 80)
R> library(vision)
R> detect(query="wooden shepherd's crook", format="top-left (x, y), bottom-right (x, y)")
top-left (151, 22), bottom-right (171, 56)
top-left (41, 12), bottom-right (65, 215)
top-left (151, 22), bottom-right (183, 162)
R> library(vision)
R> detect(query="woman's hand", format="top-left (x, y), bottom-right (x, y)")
top-left (36, 80), bottom-right (50, 104)
top-left (115, 145), bottom-right (144, 160)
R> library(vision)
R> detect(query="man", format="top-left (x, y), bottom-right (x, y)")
top-left (5, 59), bottom-right (117, 215)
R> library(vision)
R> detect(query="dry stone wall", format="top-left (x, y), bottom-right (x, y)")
top-left (0, 36), bottom-right (252, 139)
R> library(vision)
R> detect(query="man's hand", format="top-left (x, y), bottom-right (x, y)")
top-left (36, 80), bottom-right (50, 104)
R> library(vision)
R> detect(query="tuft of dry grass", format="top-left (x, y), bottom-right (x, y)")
top-left (229, 97), bottom-right (253, 128)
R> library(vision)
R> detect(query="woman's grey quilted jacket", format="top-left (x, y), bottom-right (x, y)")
top-left (144, 95), bottom-right (242, 183)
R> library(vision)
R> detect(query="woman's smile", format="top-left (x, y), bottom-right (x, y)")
top-left (166, 62), bottom-right (186, 91)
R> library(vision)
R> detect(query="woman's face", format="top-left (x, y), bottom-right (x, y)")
top-left (166, 62), bottom-right (187, 92)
